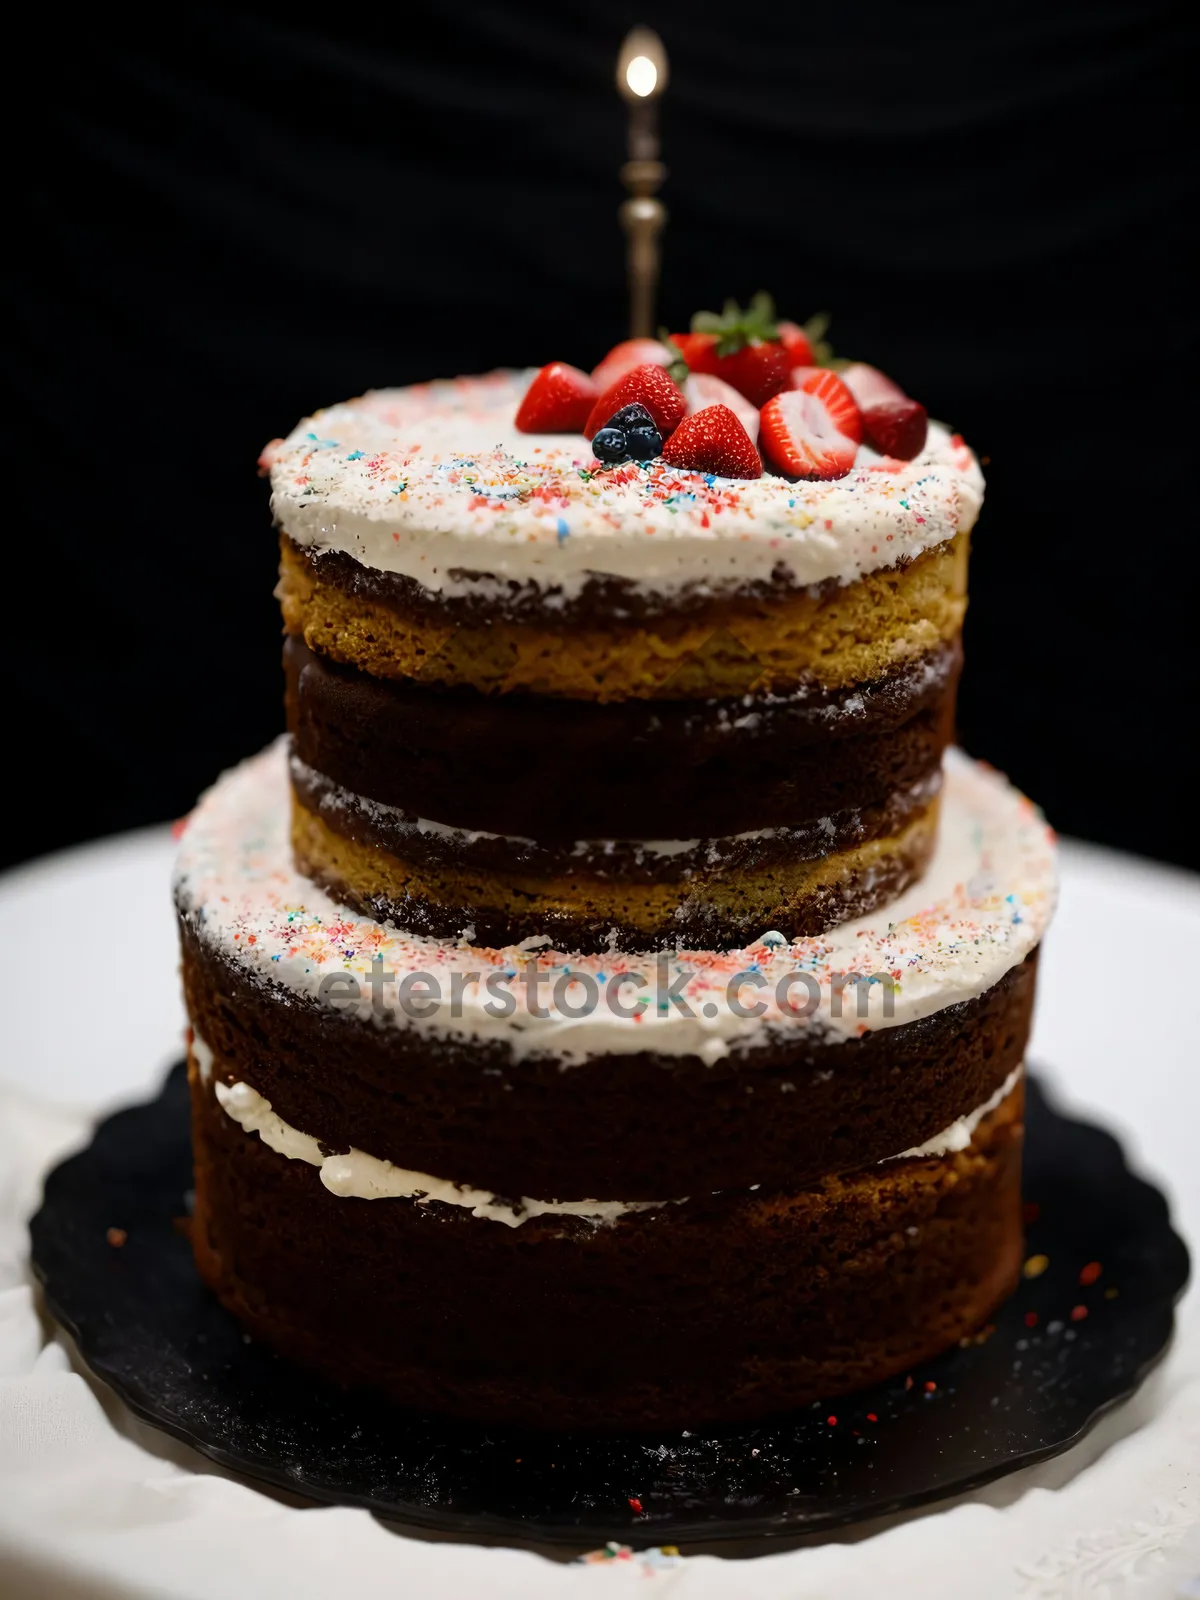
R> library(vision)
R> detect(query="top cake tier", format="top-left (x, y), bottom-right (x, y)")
top-left (266, 371), bottom-right (982, 618)
top-left (265, 365), bottom-right (983, 951)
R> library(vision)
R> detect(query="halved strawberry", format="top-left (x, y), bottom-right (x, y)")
top-left (777, 319), bottom-right (814, 366)
top-left (839, 362), bottom-right (906, 410)
top-left (584, 363), bottom-right (687, 440)
top-left (661, 405), bottom-right (762, 479)
top-left (792, 368), bottom-right (862, 443)
top-left (592, 338), bottom-right (674, 392)
top-left (684, 373), bottom-right (759, 440)
top-left (862, 397), bottom-right (928, 460)
top-left (670, 331), bottom-right (721, 374)
top-left (760, 387), bottom-right (859, 480)
top-left (515, 363), bottom-right (598, 433)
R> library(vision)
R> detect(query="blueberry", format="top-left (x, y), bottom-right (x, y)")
top-left (607, 403), bottom-right (656, 432)
top-left (592, 426), bottom-right (629, 464)
top-left (625, 425), bottom-right (663, 461)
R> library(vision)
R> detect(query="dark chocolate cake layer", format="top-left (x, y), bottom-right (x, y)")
top-left (189, 1057), bottom-right (1023, 1431)
top-left (288, 785), bottom-right (939, 953)
top-left (181, 921), bottom-right (1036, 1201)
top-left (289, 751), bottom-right (940, 881)
top-left (284, 635), bottom-right (959, 843)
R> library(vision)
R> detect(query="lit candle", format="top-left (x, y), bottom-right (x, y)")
top-left (616, 27), bottom-right (669, 339)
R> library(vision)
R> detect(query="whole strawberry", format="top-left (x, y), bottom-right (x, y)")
top-left (685, 292), bottom-right (793, 407)
top-left (585, 362), bottom-right (687, 441)
top-left (515, 363), bottom-right (598, 433)
top-left (777, 319), bottom-right (814, 366)
top-left (683, 372), bottom-right (760, 440)
top-left (668, 331), bottom-right (721, 374)
top-left (591, 337), bottom-right (674, 392)
top-left (661, 405), bottom-right (761, 479)
top-left (862, 397), bottom-right (927, 459)
top-left (839, 362), bottom-right (906, 409)
top-left (718, 341), bottom-right (793, 408)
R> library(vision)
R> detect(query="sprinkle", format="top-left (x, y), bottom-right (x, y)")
top-left (1023, 1253), bottom-right (1050, 1279)
top-left (1078, 1261), bottom-right (1102, 1286)
top-left (866, 1412), bottom-right (878, 1422)
top-left (106, 1227), bottom-right (127, 1247)
top-left (1070, 1304), bottom-right (1089, 1322)
top-left (826, 1415), bottom-right (838, 1426)
top-left (1024, 1311), bottom-right (1038, 1328)
top-left (924, 1381), bottom-right (937, 1393)
top-left (628, 1497), bottom-right (643, 1514)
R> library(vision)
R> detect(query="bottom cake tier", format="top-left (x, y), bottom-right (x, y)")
top-left (174, 739), bottom-right (1055, 1431)
top-left (188, 1044), bottom-right (1023, 1430)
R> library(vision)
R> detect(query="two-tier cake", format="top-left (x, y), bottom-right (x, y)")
top-left (176, 303), bottom-right (1056, 1429)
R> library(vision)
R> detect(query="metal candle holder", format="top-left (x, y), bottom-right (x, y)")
top-left (616, 27), bottom-right (669, 339)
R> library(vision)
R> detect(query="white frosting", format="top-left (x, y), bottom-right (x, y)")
top-left (889, 1064), bottom-right (1024, 1160)
top-left (211, 1064), bottom-right (1025, 1227)
top-left (213, 1078), bottom-right (667, 1227)
top-left (262, 371), bottom-right (984, 603)
top-left (190, 1031), bottom-right (214, 1085)
top-left (175, 741), bottom-right (1056, 1063)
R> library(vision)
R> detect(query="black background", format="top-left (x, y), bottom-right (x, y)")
top-left (9, 3), bottom-right (1198, 871)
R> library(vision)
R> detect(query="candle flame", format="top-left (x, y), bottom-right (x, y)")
top-left (617, 26), bottom-right (668, 101)
top-left (625, 55), bottom-right (657, 97)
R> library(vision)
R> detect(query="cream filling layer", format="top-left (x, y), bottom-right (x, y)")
top-left (212, 1078), bottom-right (668, 1227)
top-left (208, 1054), bottom-right (1023, 1228)
top-left (888, 1064), bottom-right (1024, 1160)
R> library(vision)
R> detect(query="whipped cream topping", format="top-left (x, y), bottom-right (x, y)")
top-left (175, 740), bottom-right (1056, 1063)
top-left (208, 1054), bottom-right (1025, 1227)
top-left (261, 371), bottom-right (984, 603)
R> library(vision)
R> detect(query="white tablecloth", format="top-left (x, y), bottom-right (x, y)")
top-left (1, 827), bottom-right (1198, 1598)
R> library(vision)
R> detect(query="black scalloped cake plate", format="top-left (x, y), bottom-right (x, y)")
top-left (29, 1065), bottom-right (1188, 1549)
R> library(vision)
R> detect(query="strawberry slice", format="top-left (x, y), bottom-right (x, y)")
top-left (684, 373), bottom-right (760, 440)
top-left (591, 338), bottom-right (673, 392)
top-left (584, 362), bottom-right (687, 440)
top-left (669, 331), bottom-right (721, 374)
top-left (792, 368), bottom-right (862, 443)
top-left (760, 386), bottom-right (859, 480)
top-left (515, 363), bottom-right (599, 433)
top-left (777, 319), bottom-right (814, 366)
top-left (862, 397), bottom-right (928, 459)
top-left (839, 362), bottom-right (906, 410)
top-left (661, 405), bottom-right (762, 478)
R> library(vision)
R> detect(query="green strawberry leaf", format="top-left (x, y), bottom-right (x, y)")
top-left (689, 292), bottom-right (781, 357)
top-left (657, 329), bottom-right (690, 386)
